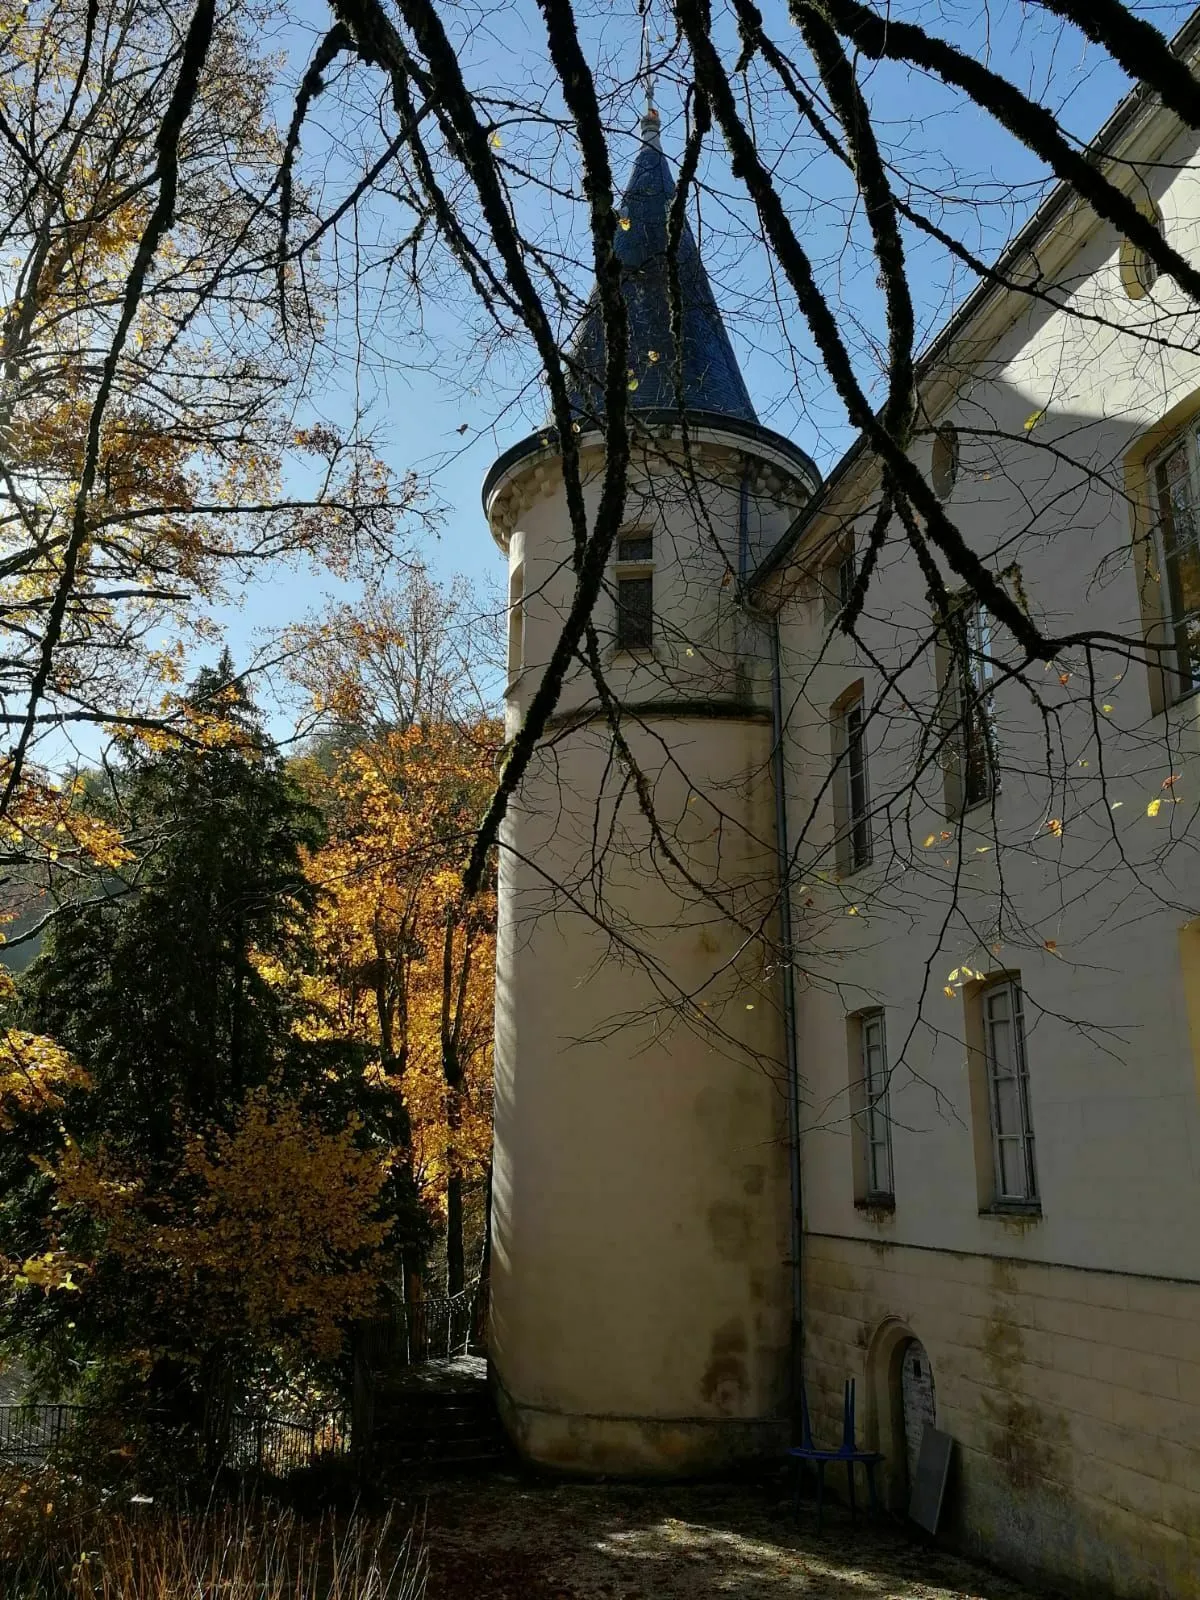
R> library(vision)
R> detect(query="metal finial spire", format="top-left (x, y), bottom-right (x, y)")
top-left (639, 9), bottom-right (660, 145)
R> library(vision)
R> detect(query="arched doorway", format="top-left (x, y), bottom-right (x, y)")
top-left (865, 1321), bottom-right (938, 1511)
top-left (900, 1338), bottom-right (936, 1492)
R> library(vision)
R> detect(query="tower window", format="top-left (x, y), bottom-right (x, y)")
top-left (615, 529), bottom-right (653, 651)
top-left (507, 563), bottom-right (525, 682)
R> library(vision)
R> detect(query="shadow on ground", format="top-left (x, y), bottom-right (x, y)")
top-left (400, 1474), bottom-right (1050, 1600)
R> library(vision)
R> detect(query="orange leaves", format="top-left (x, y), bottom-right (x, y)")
top-left (301, 717), bottom-right (498, 1213)
top-left (47, 1090), bottom-right (395, 1358)
top-left (0, 773), bottom-right (132, 872)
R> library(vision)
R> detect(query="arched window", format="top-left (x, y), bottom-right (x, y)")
top-left (1119, 201), bottom-right (1164, 300)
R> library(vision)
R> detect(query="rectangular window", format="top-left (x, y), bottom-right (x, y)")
top-left (982, 978), bottom-right (1038, 1206)
top-left (507, 563), bottom-right (524, 681)
top-left (822, 541), bottom-right (856, 621)
top-left (860, 1010), bottom-right (894, 1201)
top-left (835, 694), bottom-right (872, 872)
top-left (942, 597), bottom-right (995, 813)
top-left (1151, 426), bottom-right (1200, 699)
top-left (615, 529), bottom-right (653, 651)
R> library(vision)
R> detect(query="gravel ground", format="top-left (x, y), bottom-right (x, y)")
top-left (401, 1474), bottom-right (1053, 1600)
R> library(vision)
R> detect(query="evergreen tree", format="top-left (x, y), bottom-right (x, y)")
top-left (0, 660), bottom-right (425, 1439)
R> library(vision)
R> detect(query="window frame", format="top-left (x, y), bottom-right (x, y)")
top-left (859, 1009), bottom-right (894, 1203)
top-left (939, 595), bottom-right (997, 816)
top-left (614, 528), bottom-right (654, 653)
top-left (821, 539), bottom-right (856, 623)
top-left (833, 690), bottom-right (872, 874)
top-left (1147, 423), bottom-right (1200, 705)
top-left (981, 977), bottom-right (1039, 1209)
top-left (507, 561), bottom-right (525, 685)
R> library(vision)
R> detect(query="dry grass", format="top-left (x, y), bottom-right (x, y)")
top-left (1, 1480), bottom-right (426, 1600)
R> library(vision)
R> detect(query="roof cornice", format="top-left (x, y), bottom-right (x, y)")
top-left (750, 7), bottom-right (1200, 594)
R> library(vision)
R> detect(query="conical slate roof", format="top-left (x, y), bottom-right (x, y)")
top-left (566, 111), bottom-right (758, 425)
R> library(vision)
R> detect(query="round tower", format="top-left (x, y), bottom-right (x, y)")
top-left (483, 110), bottom-right (820, 1474)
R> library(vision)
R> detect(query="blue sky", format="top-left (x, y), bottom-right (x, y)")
top-left (210, 0), bottom-right (1198, 734)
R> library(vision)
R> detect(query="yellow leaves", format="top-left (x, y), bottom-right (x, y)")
top-left (1147, 797), bottom-right (1162, 817)
top-left (1023, 408), bottom-right (1045, 431)
top-left (648, 349), bottom-right (660, 362)
top-left (923, 833), bottom-right (936, 848)
top-left (618, 216), bottom-right (631, 231)
top-left (16, 1250), bottom-right (86, 1293)
top-left (46, 1090), bottom-right (395, 1360)
top-left (488, 130), bottom-right (503, 148)
top-left (1045, 817), bottom-right (1063, 837)
top-left (301, 716), bottom-right (497, 1212)
top-left (0, 1031), bottom-right (91, 1130)
top-left (945, 964), bottom-right (985, 998)
top-left (1101, 703), bottom-right (1114, 715)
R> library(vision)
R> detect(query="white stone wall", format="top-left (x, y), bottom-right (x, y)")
top-left (772, 112), bottom-right (1200, 1598)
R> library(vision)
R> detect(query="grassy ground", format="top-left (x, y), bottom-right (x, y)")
top-left (402, 1473), bottom-right (1051, 1600)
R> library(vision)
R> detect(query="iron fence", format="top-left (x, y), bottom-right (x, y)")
top-left (0, 1402), bottom-right (348, 1475)
top-left (359, 1281), bottom-right (483, 1371)
top-left (0, 1401), bottom-right (84, 1461)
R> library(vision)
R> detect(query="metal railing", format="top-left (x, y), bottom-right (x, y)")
top-left (358, 1282), bottom-right (482, 1372)
top-left (0, 1402), bottom-right (348, 1475)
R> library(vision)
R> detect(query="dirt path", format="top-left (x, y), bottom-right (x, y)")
top-left (399, 1474), bottom-right (1051, 1600)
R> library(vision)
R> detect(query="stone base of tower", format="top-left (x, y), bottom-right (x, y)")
top-left (493, 1373), bottom-right (789, 1476)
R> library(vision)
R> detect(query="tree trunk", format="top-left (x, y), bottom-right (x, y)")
top-left (447, 1170), bottom-right (464, 1295)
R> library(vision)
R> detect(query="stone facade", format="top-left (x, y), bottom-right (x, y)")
top-left (486, 37), bottom-right (1200, 1599)
top-left (805, 1236), bottom-right (1200, 1596)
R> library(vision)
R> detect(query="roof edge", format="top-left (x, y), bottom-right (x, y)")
top-left (750, 7), bottom-right (1200, 592)
top-left (482, 410), bottom-right (822, 515)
